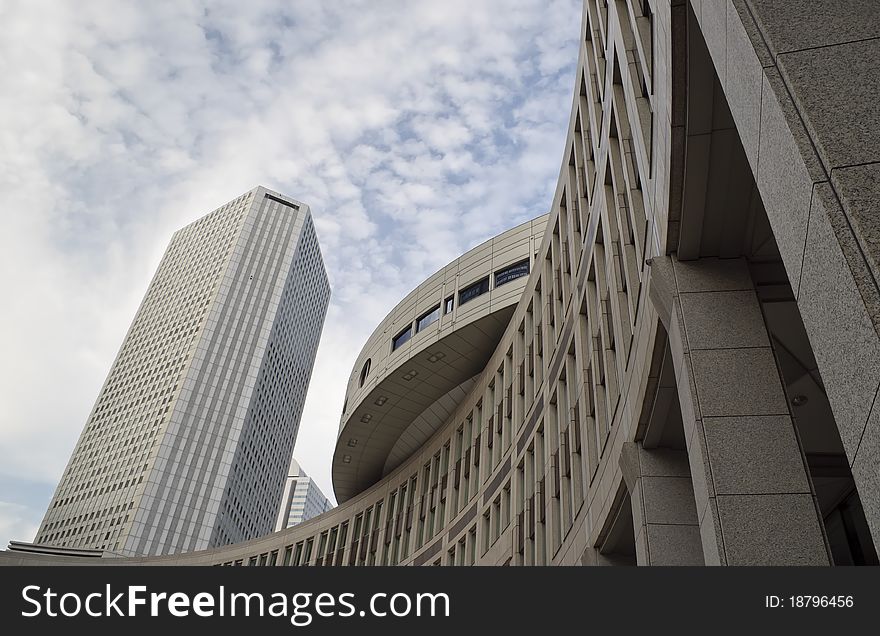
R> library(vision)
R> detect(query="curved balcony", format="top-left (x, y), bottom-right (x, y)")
top-left (332, 216), bottom-right (547, 502)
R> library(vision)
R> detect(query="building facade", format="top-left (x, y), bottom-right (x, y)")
top-left (275, 460), bottom-right (334, 531)
top-left (5, 0), bottom-right (880, 567)
top-left (30, 186), bottom-right (330, 557)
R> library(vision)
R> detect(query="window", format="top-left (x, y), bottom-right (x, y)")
top-left (416, 305), bottom-right (440, 333)
top-left (359, 359), bottom-right (371, 388)
top-left (458, 277), bottom-right (489, 305)
top-left (392, 325), bottom-right (413, 351)
top-left (444, 296), bottom-right (454, 314)
top-left (293, 542), bottom-right (304, 565)
top-left (494, 259), bottom-right (530, 287)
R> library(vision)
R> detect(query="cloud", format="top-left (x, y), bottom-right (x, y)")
top-left (0, 0), bottom-right (581, 546)
top-left (0, 503), bottom-right (40, 547)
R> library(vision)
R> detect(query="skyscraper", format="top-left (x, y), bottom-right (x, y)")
top-left (274, 459), bottom-right (333, 531)
top-left (33, 186), bottom-right (330, 556)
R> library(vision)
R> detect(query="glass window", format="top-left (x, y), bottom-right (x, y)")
top-left (459, 277), bottom-right (490, 305)
top-left (444, 296), bottom-right (454, 314)
top-left (293, 542), bottom-right (303, 566)
top-left (359, 359), bottom-right (371, 387)
top-left (392, 325), bottom-right (413, 351)
top-left (494, 259), bottom-right (530, 287)
top-left (416, 305), bottom-right (441, 333)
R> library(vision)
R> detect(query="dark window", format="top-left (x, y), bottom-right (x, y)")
top-left (416, 305), bottom-right (441, 333)
top-left (359, 359), bottom-right (371, 387)
top-left (494, 259), bottom-right (530, 287)
top-left (459, 277), bottom-right (490, 305)
top-left (444, 296), bottom-right (454, 314)
top-left (392, 325), bottom-right (413, 351)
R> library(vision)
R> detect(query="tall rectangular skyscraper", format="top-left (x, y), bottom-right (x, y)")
top-left (34, 186), bottom-right (330, 556)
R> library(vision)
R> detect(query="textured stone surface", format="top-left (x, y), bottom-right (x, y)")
top-left (798, 183), bottom-right (880, 457)
top-left (730, 0), bottom-right (772, 67)
top-left (690, 348), bottom-right (789, 417)
top-left (851, 397), bottom-right (880, 548)
top-left (646, 525), bottom-right (705, 565)
top-left (717, 494), bottom-right (830, 565)
top-left (701, 0), bottom-right (727, 83)
top-left (748, 0), bottom-right (880, 56)
top-left (647, 256), bottom-right (677, 328)
top-left (778, 38), bottom-right (880, 170)
top-left (819, 179), bottom-right (880, 339)
top-left (671, 3), bottom-right (688, 128)
top-left (699, 499), bottom-right (725, 565)
top-left (691, 0), bottom-right (703, 29)
top-left (638, 447), bottom-right (691, 477)
top-left (725, 0), bottom-right (765, 172)
top-left (634, 526), bottom-right (649, 565)
top-left (643, 476), bottom-right (699, 525)
top-left (672, 256), bottom-right (752, 293)
top-left (831, 163), bottom-right (880, 285)
top-left (668, 298), bottom-right (689, 357)
top-left (680, 290), bottom-right (769, 349)
top-left (629, 481), bottom-right (646, 530)
top-left (756, 69), bottom-right (825, 298)
top-left (618, 441), bottom-right (641, 490)
top-left (703, 415), bottom-right (811, 495)
top-left (676, 353), bottom-right (699, 442)
top-left (686, 420), bottom-right (714, 521)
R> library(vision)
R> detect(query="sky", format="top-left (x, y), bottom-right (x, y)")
top-left (0, 0), bottom-right (582, 549)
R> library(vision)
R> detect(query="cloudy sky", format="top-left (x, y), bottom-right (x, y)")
top-left (0, 0), bottom-right (581, 548)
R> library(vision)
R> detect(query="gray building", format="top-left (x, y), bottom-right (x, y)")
top-left (5, 0), bottom-right (880, 567)
top-left (275, 459), bottom-right (333, 531)
top-left (32, 186), bottom-right (330, 556)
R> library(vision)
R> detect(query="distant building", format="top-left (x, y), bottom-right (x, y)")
top-left (275, 460), bottom-right (333, 530)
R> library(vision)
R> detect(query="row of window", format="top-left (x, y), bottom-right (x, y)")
top-left (390, 259), bottom-right (530, 353)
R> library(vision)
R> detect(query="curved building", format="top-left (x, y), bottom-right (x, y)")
top-left (333, 216), bottom-right (547, 503)
top-left (5, 0), bottom-right (880, 566)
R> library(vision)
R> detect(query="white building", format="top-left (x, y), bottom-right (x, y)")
top-left (275, 459), bottom-right (333, 531)
top-left (34, 186), bottom-right (330, 556)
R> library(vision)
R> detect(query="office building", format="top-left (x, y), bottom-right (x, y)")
top-left (29, 186), bottom-right (330, 556)
top-left (275, 459), bottom-right (333, 531)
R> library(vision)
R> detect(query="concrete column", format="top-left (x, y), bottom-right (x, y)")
top-left (648, 256), bottom-right (831, 565)
top-left (619, 442), bottom-right (704, 565)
